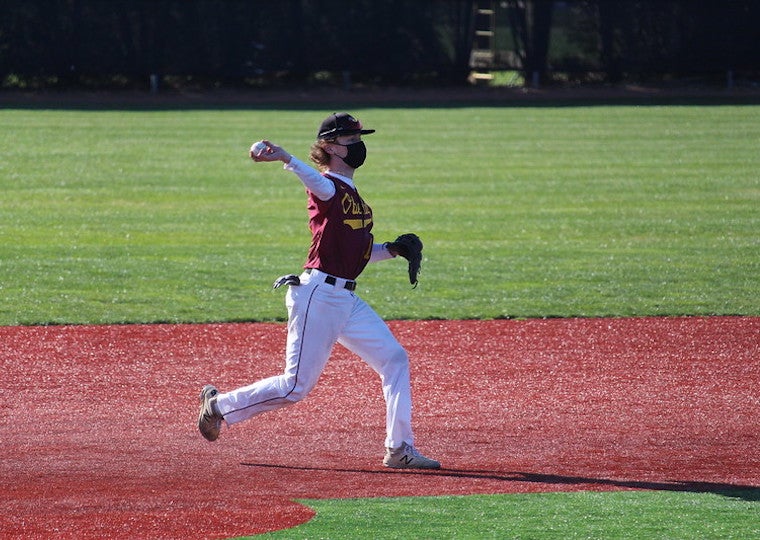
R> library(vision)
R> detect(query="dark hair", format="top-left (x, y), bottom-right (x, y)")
top-left (309, 140), bottom-right (331, 171)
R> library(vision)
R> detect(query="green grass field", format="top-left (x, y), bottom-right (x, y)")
top-left (1, 102), bottom-right (758, 538)
top-left (1, 103), bottom-right (758, 325)
top-left (256, 491), bottom-right (760, 540)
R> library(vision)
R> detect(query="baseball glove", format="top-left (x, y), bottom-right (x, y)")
top-left (386, 233), bottom-right (423, 288)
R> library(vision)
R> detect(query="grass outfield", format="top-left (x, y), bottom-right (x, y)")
top-left (1, 103), bottom-right (758, 538)
top-left (1, 104), bottom-right (758, 325)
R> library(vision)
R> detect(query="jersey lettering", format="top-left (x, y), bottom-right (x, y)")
top-left (341, 192), bottom-right (373, 229)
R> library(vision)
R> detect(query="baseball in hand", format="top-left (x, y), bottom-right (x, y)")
top-left (250, 141), bottom-right (267, 157)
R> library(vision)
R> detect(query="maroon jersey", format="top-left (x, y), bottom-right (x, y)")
top-left (304, 175), bottom-right (373, 280)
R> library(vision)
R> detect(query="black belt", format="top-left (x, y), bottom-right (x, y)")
top-left (306, 268), bottom-right (357, 291)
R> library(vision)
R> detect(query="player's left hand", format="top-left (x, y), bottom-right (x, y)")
top-left (385, 233), bottom-right (423, 288)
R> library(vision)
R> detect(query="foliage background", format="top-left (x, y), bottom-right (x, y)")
top-left (1, 1), bottom-right (759, 90)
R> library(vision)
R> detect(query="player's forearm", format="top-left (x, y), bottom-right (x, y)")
top-left (284, 156), bottom-right (336, 200)
top-left (368, 242), bottom-right (395, 263)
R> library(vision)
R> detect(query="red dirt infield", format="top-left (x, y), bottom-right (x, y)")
top-left (2, 317), bottom-right (758, 539)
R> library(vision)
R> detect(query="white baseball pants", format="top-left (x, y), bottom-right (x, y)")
top-left (214, 269), bottom-right (414, 449)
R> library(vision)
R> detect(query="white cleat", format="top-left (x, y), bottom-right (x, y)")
top-left (383, 442), bottom-right (441, 469)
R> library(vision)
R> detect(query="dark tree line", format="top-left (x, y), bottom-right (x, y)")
top-left (583, 0), bottom-right (759, 82)
top-left (0, 0), bottom-right (757, 90)
top-left (503, 0), bottom-right (759, 85)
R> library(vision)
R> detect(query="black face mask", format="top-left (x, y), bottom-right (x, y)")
top-left (338, 141), bottom-right (367, 169)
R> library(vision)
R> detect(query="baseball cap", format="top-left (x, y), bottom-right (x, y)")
top-left (317, 112), bottom-right (375, 140)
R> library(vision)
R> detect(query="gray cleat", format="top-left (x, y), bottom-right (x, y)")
top-left (198, 384), bottom-right (222, 442)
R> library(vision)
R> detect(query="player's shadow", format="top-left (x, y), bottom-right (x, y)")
top-left (240, 462), bottom-right (760, 503)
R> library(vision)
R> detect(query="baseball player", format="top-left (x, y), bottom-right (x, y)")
top-left (197, 112), bottom-right (440, 469)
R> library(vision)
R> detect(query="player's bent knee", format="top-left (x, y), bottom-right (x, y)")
top-left (284, 389), bottom-right (306, 403)
top-left (282, 379), bottom-right (318, 404)
top-left (388, 345), bottom-right (410, 368)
